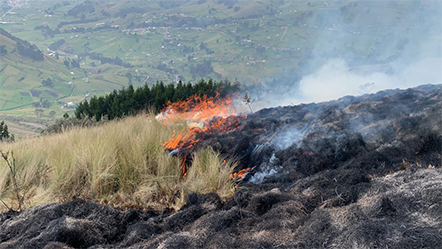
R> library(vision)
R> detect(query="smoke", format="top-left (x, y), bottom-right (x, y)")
top-left (249, 153), bottom-right (282, 184)
top-left (296, 59), bottom-right (394, 103)
top-left (246, 127), bottom-right (308, 184)
top-left (234, 0), bottom-right (442, 183)
top-left (252, 0), bottom-right (442, 108)
top-left (295, 57), bottom-right (442, 104)
top-left (271, 127), bottom-right (308, 151)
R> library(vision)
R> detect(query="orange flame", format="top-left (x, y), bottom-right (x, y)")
top-left (160, 94), bottom-right (245, 151)
top-left (158, 94), bottom-right (237, 126)
top-left (159, 94), bottom-right (246, 176)
top-left (230, 167), bottom-right (252, 180)
top-left (180, 156), bottom-right (187, 177)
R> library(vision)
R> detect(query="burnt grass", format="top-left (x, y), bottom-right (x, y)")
top-left (1, 85), bottom-right (442, 248)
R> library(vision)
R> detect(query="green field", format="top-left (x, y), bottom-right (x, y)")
top-left (0, 0), bottom-right (440, 135)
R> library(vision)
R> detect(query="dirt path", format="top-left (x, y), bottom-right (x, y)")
top-left (69, 85), bottom-right (76, 97)
top-left (280, 26), bottom-right (288, 41)
top-left (0, 7), bottom-right (14, 20)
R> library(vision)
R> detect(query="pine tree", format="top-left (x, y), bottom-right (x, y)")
top-left (0, 121), bottom-right (12, 141)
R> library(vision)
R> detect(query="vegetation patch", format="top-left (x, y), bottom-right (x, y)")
top-left (0, 115), bottom-right (235, 211)
top-left (75, 79), bottom-right (239, 121)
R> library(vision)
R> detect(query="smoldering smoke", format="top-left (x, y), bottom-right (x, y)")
top-left (249, 0), bottom-right (442, 108)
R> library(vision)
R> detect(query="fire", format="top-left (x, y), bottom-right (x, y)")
top-left (160, 94), bottom-right (244, 151)
top-left (180, 156), bottom-right (187, 177)
top-left (230, 167), bottom-right (253, 180)
top-left (158, 94), bottom-right (237, 127)
top-left (158, 93), bottom-right (247, 176)
top-left (163, 128), bottom-right (202, 151)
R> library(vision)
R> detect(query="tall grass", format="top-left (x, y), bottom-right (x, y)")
top-left (0, 115), bottom-right (236, 212)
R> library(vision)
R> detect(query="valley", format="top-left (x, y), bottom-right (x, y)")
top-left (1, 0), bottom-right (440, 137)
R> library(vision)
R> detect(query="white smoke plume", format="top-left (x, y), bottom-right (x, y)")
top-left (250, 0), bottom-right (442, 108)
top-left (294, 57), bottom-right (442, 104)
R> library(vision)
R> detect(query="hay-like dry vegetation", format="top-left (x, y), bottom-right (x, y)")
top-left (0, 115), bottom-right (235, 212)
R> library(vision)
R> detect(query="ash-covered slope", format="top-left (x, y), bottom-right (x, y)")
top-left (193, 84), bottom-right (441, 183)
top-left (1, 85), bottom-right (441, 249)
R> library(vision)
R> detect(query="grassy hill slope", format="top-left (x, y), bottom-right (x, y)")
top-left (0, 114), bottom-right (235, 211)
top-left (0, 27), bottom-right (132, 135)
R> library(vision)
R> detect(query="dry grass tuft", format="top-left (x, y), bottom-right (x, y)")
top-left (0, 114), bottom-right (236, 212)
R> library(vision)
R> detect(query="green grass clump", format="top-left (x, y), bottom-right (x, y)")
top-left (0, 114), bottom-right (236, 211)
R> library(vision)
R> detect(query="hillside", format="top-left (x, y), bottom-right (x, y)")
top-left (0, 84), bottom-right (440, 248)
top-left (0, 26), bottom-right (133, 136)
top-left (0, 0), bottom-right (440, 247)
top-left (1, 0), bottom-right (440, 125)
top-left (0, 27), bottom-right (76, 136)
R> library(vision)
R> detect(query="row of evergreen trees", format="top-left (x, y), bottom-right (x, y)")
top-left (74, 79), bottom-right (239, 121)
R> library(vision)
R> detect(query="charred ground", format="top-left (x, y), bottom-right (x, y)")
top-left (1, 85), bottom-right (441, 248)
top-left (190, 84), bottom-right (441, 180)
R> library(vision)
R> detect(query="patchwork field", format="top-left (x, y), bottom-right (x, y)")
top-left (0, 0), bottom-right (440, 136)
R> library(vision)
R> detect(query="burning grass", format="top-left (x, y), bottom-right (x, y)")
top-left (1, 85), bottom-right (441, 248)
top-left (158, 94), bottom-right (247, 177)
top-left (0, 114), bottom-right (236, 212)
top-left (160, 94), bottom-right (244, 151)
